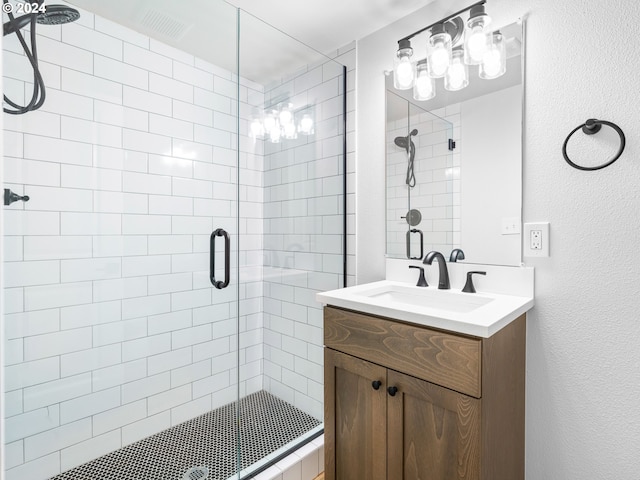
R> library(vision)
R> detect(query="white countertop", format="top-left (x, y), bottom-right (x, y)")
top-left (316, 279), bottom-right (534, 338)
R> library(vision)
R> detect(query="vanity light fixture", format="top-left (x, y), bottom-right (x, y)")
top-left (393, 39), bottom-right (416, 90)
top-left (249, 103), bottom-right (314, 143)
top-left (395, 0), bottom-right (505, 103)
top-left (464, 4), bottom-right (492, 65)
top-left (426, 24), bottom-right (452, 78)
top-left (445, 47), bottom-right (469, 91)
top-left (413, 60), bottom-right (436, 101)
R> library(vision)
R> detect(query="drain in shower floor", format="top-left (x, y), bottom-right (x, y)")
top-left (49, 390), bottom-right (321, 480)
top-left (182, 466), bottom-right (209, 479)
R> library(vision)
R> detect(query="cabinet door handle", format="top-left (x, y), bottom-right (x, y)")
top-left (387, 386), bottom-right (398, 396)
top-left (371, 380), bottom-right (382, 390)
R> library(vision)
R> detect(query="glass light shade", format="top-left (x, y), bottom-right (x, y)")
top-left (413, 62), bottom-right (435, 101)
top-left (479, 31), bottom-right (506, 79)
top-left (394, 45), bottom-right (415, 90)
top-left (464, 6), bottom-right (491, 65)
top-left (263, 111), bottom-right (277, 131)
top-left (269, 123), bottom-right (281, 143)
top-left (426, 26), bottom-right (452, 78)
top-left (283, 121), bottom-right (297, 139)
top-left (445, 49), bottom-right (468, 91)
top-left (299, 114), bottom-right (314, 135)
top-left (279, 104), bottom-right (293, 125)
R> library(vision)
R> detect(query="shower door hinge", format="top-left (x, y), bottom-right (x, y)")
top-left (448, 139), bottom-right (456, 151)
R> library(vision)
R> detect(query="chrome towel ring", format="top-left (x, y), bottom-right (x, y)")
top-left (562, 119), bottom-right (626, 171)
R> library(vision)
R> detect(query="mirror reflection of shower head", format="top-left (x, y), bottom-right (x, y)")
top-left (394, 136), bottom-right (408, 152)
top-left (393, 129), bottom-right (418, 153)
top-left (394, 129), bottom-right (419, 187)
top-left (2, 1), bottom-right (80, 114)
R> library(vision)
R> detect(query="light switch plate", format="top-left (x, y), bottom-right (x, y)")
top-left (524, 222), bottom-right (550, 257)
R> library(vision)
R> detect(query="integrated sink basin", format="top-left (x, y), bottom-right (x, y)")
top-left (354, 282), bottom-right (493, 313)
top-left (317, 280), bottom-right (534, 337)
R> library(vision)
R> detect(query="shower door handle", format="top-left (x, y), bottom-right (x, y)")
top-left (406, 229), bottom-right (423, 260)
top-left (210, 228), bottom-right (230, 289)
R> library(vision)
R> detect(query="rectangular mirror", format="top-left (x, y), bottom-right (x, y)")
top-left (385, 19), bottom-right (524, 266)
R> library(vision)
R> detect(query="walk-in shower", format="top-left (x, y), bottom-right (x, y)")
top-left (1, 1), bottom-right (346, 479)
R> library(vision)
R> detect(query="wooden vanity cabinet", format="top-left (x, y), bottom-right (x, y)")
top-left (324, 306), bottom-right (525, 480)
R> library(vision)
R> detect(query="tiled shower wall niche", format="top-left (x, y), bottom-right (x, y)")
top-left (2, 6), bottom-right (263, 479)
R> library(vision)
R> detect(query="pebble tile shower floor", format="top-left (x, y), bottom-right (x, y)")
top-left (50, 391), bottom-right (321, 480)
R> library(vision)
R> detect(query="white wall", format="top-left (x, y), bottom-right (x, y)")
top-left (356, 0), bottom-right (640, 478)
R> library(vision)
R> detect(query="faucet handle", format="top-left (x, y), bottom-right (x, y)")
top-left (409, 265), bottom-right (428, 287)
top-left (462, 271), bottom-right (486, 293)
top-left (449, 248), bottom-right (465, 262)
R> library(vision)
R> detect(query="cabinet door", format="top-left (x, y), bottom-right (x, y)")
top-left (325, 348), bottom-right (387, 480)
top-left (387, 370), bottom-right (481, 480)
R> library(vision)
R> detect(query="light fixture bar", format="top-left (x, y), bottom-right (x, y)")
top-left (397, 0), bottom-right (486, 44)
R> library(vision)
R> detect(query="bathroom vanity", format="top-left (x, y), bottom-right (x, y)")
top-left (318, 271), bottom-right (533, 480)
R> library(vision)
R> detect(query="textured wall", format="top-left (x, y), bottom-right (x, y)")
top-left (357, 0), bottom-right (640, 478)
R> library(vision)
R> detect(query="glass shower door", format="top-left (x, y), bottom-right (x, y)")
top-left (1, 1), bottom-right (243, 478)
top-left (235, 9), bottom-right (346, 479)
top-left (2, 1), bottom-right (346, 478)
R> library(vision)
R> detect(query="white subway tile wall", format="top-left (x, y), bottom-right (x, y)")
top-left (2, 7), bottom-right (352, 480)
top-left (1, 6), bottom-right (242, 478)
top-left (259, 44), bottom-right (355, 421)
top-left (386, 106), bottom-right (460, 259)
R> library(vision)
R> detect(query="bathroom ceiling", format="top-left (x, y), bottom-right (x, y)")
top-left (65, 0), bottom-right (434, 85)
top-left (223, 0), bottom-right (433, 55)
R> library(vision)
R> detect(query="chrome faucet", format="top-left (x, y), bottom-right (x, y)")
top-left (423, 251), bottom-right (450, 289)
